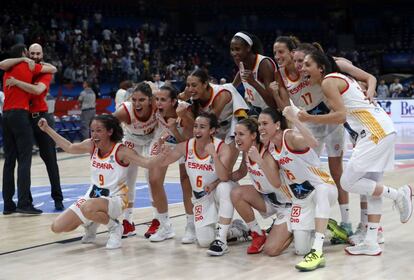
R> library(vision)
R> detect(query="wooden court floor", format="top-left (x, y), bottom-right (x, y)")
top-left (1, 136), bottom-right (414, 279)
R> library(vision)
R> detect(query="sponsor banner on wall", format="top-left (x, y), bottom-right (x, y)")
top-left (377, 99), bottom-right (414, 123)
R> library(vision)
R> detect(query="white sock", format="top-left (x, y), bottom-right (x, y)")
top-left (365, 222), bottom-right (379, 244)
top-left (156, 211), bottom-right (169, 226)
top-left (217, 223), bottom-right (230, 244)
top-left (186, 214), bottom-right (194, 227)
top-left (312, 232), bottom-right (325, 253)
top-left (360, 208), bottom-right (368, 226)
top-left (381, 186), bottom-right (399, 201)
top-left (153, 208), bottom-right (159, 220)
top-left (339, 204), bottom-right (350, 224)
top-left (124, 208), bottom-right (133, 223)
top-left (247, 220), bottom-right (262, 235)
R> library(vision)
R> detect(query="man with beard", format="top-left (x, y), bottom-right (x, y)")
top-left (5, 43), bottom-right (64, 211)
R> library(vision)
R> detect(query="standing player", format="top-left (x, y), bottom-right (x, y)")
top-left (230, 31), bottom-right (277, 112)
top-left (291, 42), bottom-right (382, 243)
top-left (259, 107), bottom-right (339, 271)
top-left (146, 85), bottom-right (196, 243)
top-left (299, 50), bottom-right (412, 256)
top-left (231, 118), bottom-right (292, 256)
top-left (113, 82), bottom-right (160, 238)
top-left (38, 114), bottom-right (161, 249)
top-left (158, 112), bottom-right (244, 256)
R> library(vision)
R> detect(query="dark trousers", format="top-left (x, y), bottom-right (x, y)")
top-left (31, 112), bottom-right (63, 202)
top-left (2, 110), bottom-right (34, 209)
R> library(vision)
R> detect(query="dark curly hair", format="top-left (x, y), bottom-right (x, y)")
top-left (91, 114), bottom-right (124, 142)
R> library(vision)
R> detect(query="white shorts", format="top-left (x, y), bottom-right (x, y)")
top-left (260, 194), bottom-right (291, 224)
top-left (69, 186), bottom-right (124, 224)
top-left (310, 124), bottom-right (344, 157)
top-left (348, 132), bottom-right (395, 172)
top-left (289, 192), bottom-right (315, 231)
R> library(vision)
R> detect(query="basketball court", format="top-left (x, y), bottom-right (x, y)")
top-left (1, 123), bottom-right (414, 279)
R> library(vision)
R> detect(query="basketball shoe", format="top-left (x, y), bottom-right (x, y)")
top-left (327, 219), bottom-right (349, 244)
top-left (345, 241), bottom-right (382, 256)
top-left (295, 249), bottom-right (325, 271)
top-left (247, 230), bottom-right (266, 254)
top-left (106, 221), bottom-right (123, 249)
top-left (122, 219), bottom-right (136, 238)
top-left (149, 223), bottom-right (175, 242)
top-left (144, 219), bottom-right (160, 238)
top-left (207, 239), bottom-right (229, 256)
top-left (227, 219), bottom-right (250, 243)
top-left (395, 185), bottom-right (413, 223)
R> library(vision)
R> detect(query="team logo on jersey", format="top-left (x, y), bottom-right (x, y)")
top-left (360, 130), bottom-right (366, 139)
top-left (109, 155), bottom-right (115, 163)
top-left (291, 206), bottom-right (301, 217)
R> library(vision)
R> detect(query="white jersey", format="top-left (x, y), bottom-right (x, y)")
top-left (268, 130), bottom-right (335, 200)
top-left (279, 66), bottom-right (340, 139)
top-left (90, 143), bottom-right (129, 194)
top-left (324, 73), bottom-right (395, 144)
top-left (185, 137), bottom-right (224, 193)
top-left (121, 101), bottom-right (158, 145)
top-left (198, 83), bottom-right (249, 141)
top-left (242, 54), bottom-right (275, 109)
top-left (244, 145), bottom-right (290, 205)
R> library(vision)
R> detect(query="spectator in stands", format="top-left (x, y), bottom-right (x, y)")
top-left (0, 43), bottom-right (57, 215)
top-left (390, 78), bottom-right (403, 98)
top-left (78, 80), bottom-right (96, 140)
top-left (376, 79), bottom-right (389, 99)
top-left (4, 43), bottom-right (64, 211)
top-left (115, 80), bottom-right (133, 109)
top-left (153, 73), bottom-right (165, 89)
top-left (402, 82), bottom-right (414, 98)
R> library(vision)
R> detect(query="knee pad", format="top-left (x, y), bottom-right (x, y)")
top-left (293, 230), bottom-right (313, 255)
top-left (196, 225), bottom-right (215, 247)
top-left (216, 181), bottom-right (235, 219)
top-left (314, 186), bottom-right (332, 219)
top-left (367, 195), bottom-right (382, 215)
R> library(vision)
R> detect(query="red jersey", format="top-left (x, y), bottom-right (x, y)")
top-left (3, 62), bottom-right (42, 111)
top-left (30, 73), bottom-right (52, 112)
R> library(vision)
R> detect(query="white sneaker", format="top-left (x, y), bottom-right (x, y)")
top-left (227, 219), bottom-right (250, 242)
top-left (395, 185), bottom-right (413, 223)
top-left (81, 222), bottom-right (99, 244)
top-left (345, 241), bottom-right (382, 256)
top-left (181, 223), bottom-right (196, 244)
top-left (149, 223), bottom-right (175, 242)
top-left (106, 222), bottom-right (123, 249)
top-left (207, 239), bottom-right (229, 256)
